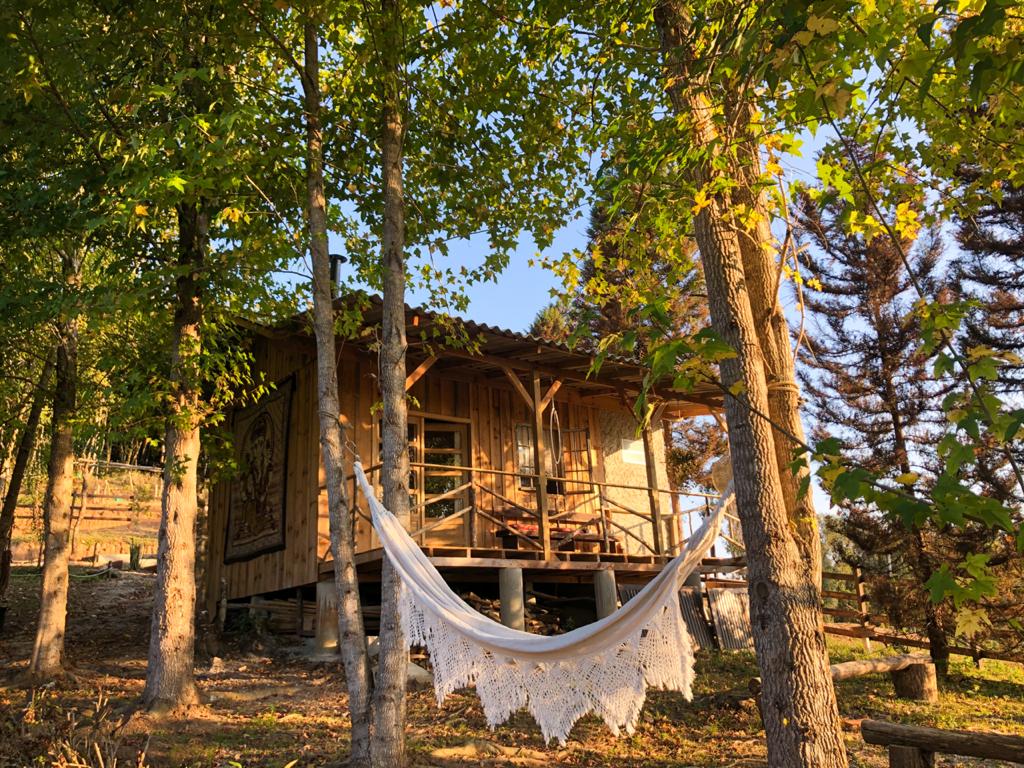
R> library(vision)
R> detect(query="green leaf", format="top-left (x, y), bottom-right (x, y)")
top-left (797, 473), bottom-right (811, 500)
top-left (926, 566), bottom-right (957, 603)
top-left (916, 17), bottom-right (935, 48)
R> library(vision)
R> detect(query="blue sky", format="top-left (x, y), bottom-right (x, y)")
top-left (403, 227), bottom-right (579, 333)
top-left (323, 127), bottom-right (825, 334)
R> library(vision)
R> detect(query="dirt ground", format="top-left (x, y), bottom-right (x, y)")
top-left (2, 568), bottom-right (1023, 768)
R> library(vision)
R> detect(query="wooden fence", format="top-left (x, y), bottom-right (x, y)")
top-left (819, 570), bottom-right (1022, 664)
top-left (697, 566), bottom-right (1021, 664)
top-left (11, 459), bottom-right (162, 564)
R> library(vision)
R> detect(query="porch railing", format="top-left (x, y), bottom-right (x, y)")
top-left (341, 461), bottom-right (723, 561)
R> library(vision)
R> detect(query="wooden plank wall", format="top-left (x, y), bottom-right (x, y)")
top-left (205, 334), bottom-right (319, 616)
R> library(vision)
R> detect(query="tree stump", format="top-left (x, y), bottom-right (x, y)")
top-left (888, 745), bottom-right (934, 768)
top-left (890, 662), bottom-right (938, 702)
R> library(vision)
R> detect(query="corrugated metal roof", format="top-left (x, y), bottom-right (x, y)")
top-left (348, 293), bottom-right (621, 361)
top-left (258, 292), bottom-right (721, 410)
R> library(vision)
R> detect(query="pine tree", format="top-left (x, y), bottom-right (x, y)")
top-left (949, 170), bottom-right (1024, 657)
top-left (566, 166), bottom-right (727, 499)
top-left (952, 170), bottom-right (1024, 503)
top-left (570, 169), bottom-right (705, 353)
top-left (666, 420), bottom-right (728, 492)
top-left (529, 302), bottom-right (570, 344)
top-left (955, 169), bottom-right (1024, 391)
top-left (794, 146), bottom-right (981, 672)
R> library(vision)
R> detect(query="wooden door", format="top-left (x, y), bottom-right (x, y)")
top-left (418, 419), bottom-right (470, 548)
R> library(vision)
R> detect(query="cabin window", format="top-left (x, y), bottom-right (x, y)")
top-left (514, 424), bottom-right (564, 493)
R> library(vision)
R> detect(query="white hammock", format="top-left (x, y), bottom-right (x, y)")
top-left (353, 461), bottom-right (730, 744)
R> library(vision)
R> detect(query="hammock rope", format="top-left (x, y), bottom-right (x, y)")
top-left (353, 460), bottom-right (731, 744)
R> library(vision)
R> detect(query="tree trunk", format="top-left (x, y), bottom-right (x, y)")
top-left (302, 20), bottom-right (373, 766)
top-left (890, 662), bottom-right (939, 702)
top-left (143, 202), bottom-right (205, 713)
top-left (0, 354), bottom-right (54, 602)
top-left (728, 126), bottom-right (821, 587)
top-left (371, 1), bottom-right (409, 762)
top-left (655, 4), bottom-right (848, 765)
top-left (908, 530), bottom-right (950, 676)
top-left (891, 401), bottom-right (949, 677)
top-left (29, 248), bottom-right (82, 679)
top-left (0, 433), bottom-right (14, 503)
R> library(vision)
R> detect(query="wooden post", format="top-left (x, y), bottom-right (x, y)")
top-left (217, 578), bottom-right (228, 632)
top-left (531, 371), bottom-right (551, 559)
top-left (663, 421), bottom-right (681, 555)
top-left (315, 580), bottom-right (340, 655)
top-left (640, 422), bottom-right (664, 557)
top-left (862, 719), bottom-right (1024, 763)
top-left (594, 568), bottom-right (618, 619)
top-left (599, 489), bottom-right (611, 553)
top-left (854, 566), bottom-right (872, 652)
top-left (467, 485), bottom-right (478, 548)
top-left (499, 567), bottom-right (525, 631)
top-left (705, 496), bottom-right (716, 558)
top-left (667, 482), bottom-right (683, 556)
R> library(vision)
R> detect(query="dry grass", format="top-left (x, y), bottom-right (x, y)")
top-left (1, 568), bottom-right (1022, 767)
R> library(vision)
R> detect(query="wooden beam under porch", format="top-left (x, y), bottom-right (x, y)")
top-left (323, 549), bottom-right (746, 586)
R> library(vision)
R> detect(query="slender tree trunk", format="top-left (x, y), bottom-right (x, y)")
top-left (922, 599), bottom-right (950, 675)
top-left (0, 355), bottom-right (54, 602)
top-left (29, 248), bottom-right (82, 679)
top-left (0, 433), bottom-right (14, 502)
top-left (302, 20), bottom-right (373, 765)
top-left (371, 0), bottom-right (409, 762)
top-left (143, 202), bottom-right (205, 713)
top-left (908, 529), bottom-right (950, 675)
top-left (888, 396), bottom-right (950, 674)
top-left (655, 4), bottom-right (847, 765)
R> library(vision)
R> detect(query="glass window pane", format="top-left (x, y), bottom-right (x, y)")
top-left (515, 424), bottom-right (535, 489)
top-left (424, 430), bottom-right (456, 450)
top-left (425, 500), bottom-right (455, 518)
top-left (425, 451), bottom-right (458, 467)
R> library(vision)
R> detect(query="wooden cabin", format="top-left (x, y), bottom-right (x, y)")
top-left (204, 297), bottom-right (723, 638)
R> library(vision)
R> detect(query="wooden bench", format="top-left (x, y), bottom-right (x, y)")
top-left (496, 517), bottom-right (621, 554)
top-left (862, 719), bottom-right (1024, 767)
top-left (830, 654), bottom-right (938, 702)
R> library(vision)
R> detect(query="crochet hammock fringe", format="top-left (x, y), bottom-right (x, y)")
top-left (353, 461), bottom-right (731, 744)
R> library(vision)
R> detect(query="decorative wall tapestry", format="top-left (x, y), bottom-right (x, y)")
top-left (225, 377), bottom-right (294, 563)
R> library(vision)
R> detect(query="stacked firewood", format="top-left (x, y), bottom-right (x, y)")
top-left (461, 592), bottom-right (565, 635)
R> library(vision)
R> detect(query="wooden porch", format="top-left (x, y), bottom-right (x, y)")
top-left (334, 459), bottom-right (734, 570)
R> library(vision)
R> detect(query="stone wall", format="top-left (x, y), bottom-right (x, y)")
top-left (597, 410), bottom-right (673, 556)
